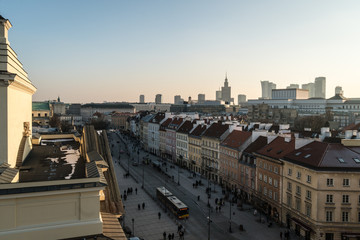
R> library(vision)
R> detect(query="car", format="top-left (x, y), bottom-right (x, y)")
top-left (132, 161), bottom-right (139, 166)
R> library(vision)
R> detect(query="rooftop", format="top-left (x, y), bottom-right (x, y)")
top-left (221, 130), bottom-right (251, 149)
top-left (32, 101), bottom-right (50, 111)
top-left (189, 124), bottom-right (208, 137)
top-left (19, 140), bottom-right (85, 182)
top-left (243, 136), bottom-right (268, 155)
top-left (256, 136), bottom-right (295, 160)
top-left (203, 122), bottom-right (229, 138)
top-left (177, 120), bottom-right (194, 134)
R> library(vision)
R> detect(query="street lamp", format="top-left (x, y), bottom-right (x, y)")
top-left (229, 191), bottom-right (232, 233)
top-left (132, 218), bottom-right (134, 237)
top-left (178, 155), bottom-right (183, 185)
top-left (207, 205), bottom-right (211, 240)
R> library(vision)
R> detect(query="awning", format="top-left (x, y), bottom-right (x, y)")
top-left (291, 217), bottom-right (313, 232)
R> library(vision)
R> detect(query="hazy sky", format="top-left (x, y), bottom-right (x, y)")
top-left (1, 0), bottom-right (360, 103)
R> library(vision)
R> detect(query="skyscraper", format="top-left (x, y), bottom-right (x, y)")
top-left (301, 83), bottom-right (315, 98)
top-left (216, 90), bottom-right (222, 101)
top-left (139, 94), bottom-right (145, 103)
top-left (335, 86), bottom-right (343, 96)
top-left (221, 75), bottom-right (232, 103)
top-left (238, 94), bottom-right (246, 105)
top-left (261, 81), bottom-right (276, 99)
top-left (314, 77), bottom-right (326, 98)
top-left (174, 95), bottom-right (183, 104)
top-left (155, 94), bottom-right (162, 104)
top-left (198, 94), bottom-right (205, 104)
top-left (286, 84), bottom-right (299, 89)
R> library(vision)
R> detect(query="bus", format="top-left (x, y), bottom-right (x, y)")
top-left (156, 186), bottom-right (189, 219)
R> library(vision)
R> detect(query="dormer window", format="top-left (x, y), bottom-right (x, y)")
top-left (337, 157), bottom-right (345, 163)
top-left (295, 152), bottom-right (301, 156)
top-left (304, 154), bottom-right (311, 159)
top-left (353, 158), bottom-right (360, 163)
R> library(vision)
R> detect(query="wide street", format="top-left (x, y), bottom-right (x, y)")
top-left (108, 131), bottom-right (294, 240)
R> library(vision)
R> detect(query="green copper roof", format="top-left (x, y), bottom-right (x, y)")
top-left (32, 102), bottom-right (50, 111)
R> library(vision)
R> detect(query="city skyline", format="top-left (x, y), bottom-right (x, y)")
top-left (1, 0), bottom-right (360, 103)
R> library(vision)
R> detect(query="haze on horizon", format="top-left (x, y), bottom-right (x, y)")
top-left (1, 0), bottom-right (360, 104)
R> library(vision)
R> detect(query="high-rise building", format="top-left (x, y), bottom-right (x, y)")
top-left (314, 76), bottom-right (326, 98)
top-left (286, 84), bottom-right (299, 89)
top-left (155, 94), bottom-right (162, 104)
top-left (198, 94), bottom-right (205, 104)
top-left (302, 83), bottom-right (315, 98)
top-left (261, 81), bottom-right (276, 99)
top-left (335, 86), bottom-right (343, 96)
top-left (139, 94), bottom-right (145, 103)
top-left (221, 75), bottom-right (232, 103)
top-left (216, 90), bottom-right (222, 101)
top-left (238, 94), bottom-right (246, 105)
top-left (174, 95), bottom-right (183, 104)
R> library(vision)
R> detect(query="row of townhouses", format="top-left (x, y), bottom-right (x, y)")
top-left (124, 112), bottom-right (360, 240)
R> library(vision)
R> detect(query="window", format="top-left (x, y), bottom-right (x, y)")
top-left (274, 192), bottom-right (278, 201)
top-left (259, 173), bottom-right (262, 181)
top-left (264, 163), bottom-right (268, 170)
top-left (342, 212), bottom-right (349, 222)
top-left (343, 195), bottom-right (349, 203)
top-left (326, 211), bottom-right (333, 222)
top-left (38, 113), bottom-right (41, 117)
top-left (306, 190), bottom-right (312, 200)
top-left (353, 158), bottom-right (360, 164)
top-left (296, 186), bottom-right (301, 195)
top-left (269, 177), bottom-right (272, 185)
top-left (287, 194), bottom-right (292, 206)
top-left (358, 212), bottom-right (360, 223)
top-left (288, 168), bottom-right (292, 176)
top-left (307, 175), bottom-right (312, 183)
top-left (287, 182), bottom-right (292, 191)
top-left (358, 195), bottom-right (360, 204)
top-left (337, 157), bottom-right (345, 163)
top-left (343, 179), bottom-right (350, 187)
top-left (264, 187), bottom-right (267, 196)
top-left (269, 189), bottom-right (272, 199)
top-left (45, 113), bottom-right (47, 117)
top-left (326, 194), bottom-right (333, 203)
top-left (327, 178), bottom-right (334, 186)
top-left (306, 204), bottom-right (311, 217)
top-left (264, 175), bottom-right (267, 183)
top-left (274, 179), bottom-right (278, 188)
top-left (297, 171), bottom-right (301, 179)
top-left (274, 167), bottom-right (279, 174)
top-left (295, 198), bottom-right (301, 211)
top-left (269, 165), bottom-right (273, 172)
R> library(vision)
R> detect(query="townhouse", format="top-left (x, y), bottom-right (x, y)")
top-left (166, 117), bottom-right (184, 162)
top-left (148, 112), bottom-right (167, 156)
top-left (176, 120), bottom-right (195, 168)
top-left (201, 122), bottom-right (230, 182)
top-left (219, 130), bottom-right (252, 191)
top-left (282, 140), bottom-right (360, 240)
top-left (189, 123), bottom-right (208, 174)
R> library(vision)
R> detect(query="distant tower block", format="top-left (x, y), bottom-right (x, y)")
top-left (261, 80), bottom-right (276, 99)
top-left (198, 94), bottom-right (205, 104)
top-left (139, 95), bottom-right (145, 103)
top-left (155, 94), bottom-right (162, 104)
top-left (335, 86), bottom-right (343, 96)
top-left (315, 77), bottom-right (326, 98)
top-left (238, 94), bottom-right (246, 105)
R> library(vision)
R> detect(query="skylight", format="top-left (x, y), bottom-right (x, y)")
top-left (266, 148), bottom-right (272, 152)
top-left (304, 154), bottom-right (311, 159)
top-left (337, 157), bottom-right (345, 163)
top-left (353, 158), bottom-right (360, 163)
top-left (295, 152), bottom-right (302, 156)
top-left (277, 150), bottom-right (283, 154)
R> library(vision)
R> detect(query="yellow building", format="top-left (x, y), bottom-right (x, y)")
top-left (282, 140), bottom-right (360, 240)
top-left (188, 124), bottom-right (207, 174)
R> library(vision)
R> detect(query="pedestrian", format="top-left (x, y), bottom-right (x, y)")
top-left (171, 233), bottom-right (174, 240)
top-left (124, 194), bottom-right (127, 201)
top-left (158, 212), bottom-right (161, 219)
top-left (219, 206), bottom-right (221, 212)
top-left (197, 195), bottom-right (200, 201)
top-left (163, 231), bottom-right (166, 240)
top-left (142, 202), bottom-right (145, 209)
top-left (168, 233), bottom-right (171, 240)
top-left (138, 204), bottom-right (140, 210)
top-left (280, 231), bottom-right (283, 239)
top-left (135, 188), bottom-right (137, 194)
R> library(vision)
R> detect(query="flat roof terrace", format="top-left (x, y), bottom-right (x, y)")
top-left (20, 140), bottom-right (85, 182)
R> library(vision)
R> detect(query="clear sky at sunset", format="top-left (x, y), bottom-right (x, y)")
top-left (1, 0), bottom-right (360, 103)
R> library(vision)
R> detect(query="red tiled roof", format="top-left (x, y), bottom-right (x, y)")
top-left (160, 118), bottom-right (172, 131)
top-left (342, 122), bottom-right (360, 132)
top-left (177, 120), bottom-right (194, 134)
top-left (189, 124), bottom-right (207, 137)
top-left (243, 136), bottom-right (268, 155)
top-left (203, 122), bottom-right (229, 138)
top-left (256, 136), bottom-right (295, 159)
top-left (285, 142), bottom-right (360, 169)
top-left (167, 117), bottom-right (184, 130)
top-left (221, 130), bottom-right (251, 149)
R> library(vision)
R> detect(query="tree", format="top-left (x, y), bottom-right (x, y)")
top-left (294, 115), bottom-right (327, 132)
top-left (49, 114), bottom-right (60, 128)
